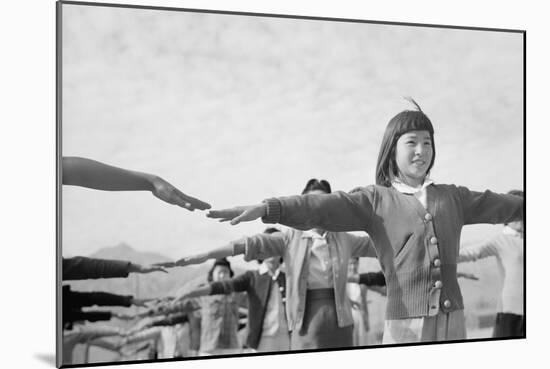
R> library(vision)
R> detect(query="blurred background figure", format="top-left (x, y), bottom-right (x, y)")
top-left (62, 324), bottom-right (124, 365)
top-left (195, 258), bottom-right (244, 355)
top-left (172, 228), bottom-right (289, 353)
top-left (346, 257), bottom-right (387, 346)
top-left (458, 190), bottom-right (524, 338)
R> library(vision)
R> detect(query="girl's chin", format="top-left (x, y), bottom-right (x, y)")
top-left (405, 169), bottom-right (426, 177)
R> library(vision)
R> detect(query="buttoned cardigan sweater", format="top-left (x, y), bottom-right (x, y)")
top-left (262, 184), bottom-right (523, 319)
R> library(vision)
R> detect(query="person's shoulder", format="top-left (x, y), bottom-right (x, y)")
top-left (348, 184), bottom-right (385, 195)
top-left (432, 183), bottom-right (458, 190)
top-left (430, 183), bottom-right (464, 195)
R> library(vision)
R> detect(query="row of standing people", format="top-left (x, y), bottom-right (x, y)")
top-left (60, 98), bottom-right (524, 363)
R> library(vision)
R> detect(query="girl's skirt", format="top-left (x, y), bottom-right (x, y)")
top-left (291, 289), bottom-right (353, 350)
top-left (382, 310), bottom-right (466, 344)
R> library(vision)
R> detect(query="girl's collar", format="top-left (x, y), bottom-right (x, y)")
top-left (391, 177), bottom-right (434, 194)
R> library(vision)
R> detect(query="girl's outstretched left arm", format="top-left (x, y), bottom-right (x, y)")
top-left (458, 186), bottom-right (523, 225)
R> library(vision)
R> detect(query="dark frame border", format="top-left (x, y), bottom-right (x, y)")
top-left (56, 1), bottom-right (63, 368)
top-left (56, 1), bottom-right (527, 368)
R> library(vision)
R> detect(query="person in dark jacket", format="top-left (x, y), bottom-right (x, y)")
top-left (62, 284), bottom-right (153, 327)
top-left (62, 256), bottom-right (166, 280)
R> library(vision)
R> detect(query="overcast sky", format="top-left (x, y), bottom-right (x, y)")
top-left (61, 4), bottom-right (523, 267)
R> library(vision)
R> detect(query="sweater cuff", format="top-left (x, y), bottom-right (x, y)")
top-left (210, 282), bottom-right (225, 295)
top-left (121, 261), bottom-right (132, 278)
top-left (261, 198), bottom-right (281, 224)
top-left (123, 295), bottom-right (134, 307)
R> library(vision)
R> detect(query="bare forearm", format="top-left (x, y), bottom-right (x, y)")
top-left (62, 157), bottom-right (154, 191)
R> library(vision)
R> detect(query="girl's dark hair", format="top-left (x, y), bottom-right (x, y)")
top-left (302, 178), bottom-right (332, 195)
top-left (207, 258), bottom-right (234, 282)
top-left (375, 98), bottom-right (436, 187)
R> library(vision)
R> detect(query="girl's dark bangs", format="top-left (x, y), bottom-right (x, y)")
top-left (395, 111), bottom-right (434, 137)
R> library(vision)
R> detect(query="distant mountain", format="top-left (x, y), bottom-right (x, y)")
top-left (89, 242), bottom-right (171, 264)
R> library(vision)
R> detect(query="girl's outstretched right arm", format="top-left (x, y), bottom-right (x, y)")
top-left (207, 188), bottom-right (375, 232)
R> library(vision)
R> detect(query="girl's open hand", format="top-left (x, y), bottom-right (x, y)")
top-left (206, 204), bottom-right (267, 225)
top-left (151, 176), bottom-right (211, 211)
top-left (131, 298), bottom-right (154, 308)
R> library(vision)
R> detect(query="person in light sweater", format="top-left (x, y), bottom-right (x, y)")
top-left (458, 189), bottom-right (524, 338)
top-left (165, 179), bottom-right (378, 350)
top-left (205, 98), bottom-right (523, 344)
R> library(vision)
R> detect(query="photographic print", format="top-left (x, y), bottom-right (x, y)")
top-left (57, 1), bottom-right (524, 367)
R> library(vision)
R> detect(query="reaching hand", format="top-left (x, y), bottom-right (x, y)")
top-left (206, 204), bottom-right (267, 225)
top-left (129, 263), bottom-right (168, 274)
top-left (347, 274), bottom-right (360, 283)
top-left (174, 253), bottom-right (209, 267)
top-left (132, 298), bottom-right (154, 308)
top-left (150, 176), bottom-right (211, 211)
